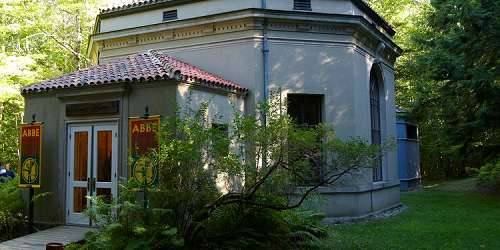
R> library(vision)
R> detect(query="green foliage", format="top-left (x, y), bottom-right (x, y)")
top-left (476, 160), bottom-right (500, 192)
top-left (82, 188), bottom-right (184, 250)
top-left (369, 0), bottom-right (500, 178)
top-left (0, 0), bottom-right (101, 82)
top-left (0, 0), bottom-right (101, 168)
top-left (412, 0), bottom-right (500, 177)
top-left (0, 177), bottom-right (25, 241)
top-left (0, 94), bottom-right (23, 167)
top-left (80, 98), bottom-right (383, 249)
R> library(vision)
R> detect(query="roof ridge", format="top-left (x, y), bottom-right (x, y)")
top-left (149, 50), bottom-right (246, 92)
top-left (22, 50), bottom-right (248, 94)
top-left (147, 50), bottom-right (181, 80)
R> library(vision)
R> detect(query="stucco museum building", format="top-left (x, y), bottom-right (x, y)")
top-left (22, 0), bottom-right (402, 225)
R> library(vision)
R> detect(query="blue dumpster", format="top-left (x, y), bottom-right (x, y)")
top-left (397, 108), bottom-right (421, 191)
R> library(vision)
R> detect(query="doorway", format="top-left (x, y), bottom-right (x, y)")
top-left (66, 123), bottom-right (118, 225)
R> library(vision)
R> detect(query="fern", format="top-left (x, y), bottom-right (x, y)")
top-left (0, 176), bottom-right (26, 241)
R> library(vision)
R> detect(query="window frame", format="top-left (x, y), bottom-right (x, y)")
top-left (287, 93), bottom-right (324, 184)
top-left (162, 10), bottom-right (178, 22)
top-left (370, 68), bottom-right (384, 182)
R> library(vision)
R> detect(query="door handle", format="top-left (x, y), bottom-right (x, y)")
top-left (87, 177), bottom-right (90, 191)
top-left (93, 178), bottom-right (97, 193)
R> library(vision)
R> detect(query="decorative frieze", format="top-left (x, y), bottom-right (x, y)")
top-left (96, 17), bottom-right (399, 63)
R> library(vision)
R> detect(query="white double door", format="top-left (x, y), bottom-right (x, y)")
top-left (67, 123), bottom-right (118, 225)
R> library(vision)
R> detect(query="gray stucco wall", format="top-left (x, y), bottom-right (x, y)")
top-left (95, 17), bottom-right (400, 217)
top-left (23, 93), bottom-right (62, 224)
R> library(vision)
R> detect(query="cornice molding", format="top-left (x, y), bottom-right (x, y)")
top-left (89, 9), bottom-right (401, 65)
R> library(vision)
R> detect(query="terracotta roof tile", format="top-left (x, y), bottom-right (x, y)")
top-left (22, 50), bottom-right (248, 94)
top-left (101, 0), bottom-right (179, 15)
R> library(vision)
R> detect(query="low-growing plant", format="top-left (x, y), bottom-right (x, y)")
top-left (0, 176), bottom-right (26, 241)
top-left (476, 160), bottom-right (500, 193)
top-left (81, 95), bottom-right (389, 249)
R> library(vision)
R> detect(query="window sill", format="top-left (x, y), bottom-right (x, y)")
top-left (373, 180), bottom-right (398, 190)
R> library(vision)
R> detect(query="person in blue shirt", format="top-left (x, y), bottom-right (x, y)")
top-left (3, 164), bottom-right (15, 179)
top-left (0, 162), bottom-right (5, 176)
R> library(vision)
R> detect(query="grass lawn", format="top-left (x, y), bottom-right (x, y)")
top-left (322, 178), bottom-right (500, 250)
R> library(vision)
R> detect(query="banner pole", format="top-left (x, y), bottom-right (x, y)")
top-left (29, 114), bottom-right (36, 233)
top-left (29, 187), bottom-right (34, 233)
top-left (143, 106), bottom-right (149, 225)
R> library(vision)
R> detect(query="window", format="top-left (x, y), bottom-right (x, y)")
top-left (212, 123), bottom-right (229, 156)
top-left (294, 0), bottom-right (312, 11)
top-left (406, 124), bottom-right (418, 140)
top-left (287, 94), bottom-right (322, 127)
top-left (287, 94), bottom-right (323, 183)
top-left (370, 69), bottom-right (383, 182)
top-left (163, 10), bottom-right (178, 22)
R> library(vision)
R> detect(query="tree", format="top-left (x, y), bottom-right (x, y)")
top-left (0, 0), bottom-right (101, 168)
top-left (411, 0), bottom-right (500, 176)
top-left (0, 95), bottom-right (23, 166)
top-left (83, 98), bottom-right (387, 249)
top-left (367, 0), bottom-right (431, 109)
top-left (368, 0), bottom-right (500, 178)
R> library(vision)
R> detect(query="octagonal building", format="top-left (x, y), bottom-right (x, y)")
top-left (22, 0), bottom-right (402, 225)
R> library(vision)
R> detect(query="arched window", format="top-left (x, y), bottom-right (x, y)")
top-left (370, 67), bottom-right (383, 182)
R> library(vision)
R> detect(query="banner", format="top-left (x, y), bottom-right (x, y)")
top-left (129, 116), bottom-right (160, 188)
top-left (19, 123), bottom-right (42, 188)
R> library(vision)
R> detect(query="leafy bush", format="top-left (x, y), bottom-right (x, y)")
top-left (0, 176), bottom-right (26, 241)
top-left (0, 95), bottom-right (23, 167)
top-left (476, 160), bottom-right (500, 192)
top-left (79, 97), bottom-right (385, 249)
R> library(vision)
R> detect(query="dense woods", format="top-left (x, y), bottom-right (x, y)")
top-left (0, 0), bottom-right (100, 165)
top-left (0, 0), bottom-right (498, 184)
top-left (368, 0), bottom-right (499, 179)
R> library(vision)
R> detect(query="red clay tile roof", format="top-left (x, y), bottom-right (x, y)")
top-left (22, 50), bottom-right (248, 94)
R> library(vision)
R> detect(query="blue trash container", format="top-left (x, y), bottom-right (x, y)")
top-left (397, 108), bottom-right (421, 191)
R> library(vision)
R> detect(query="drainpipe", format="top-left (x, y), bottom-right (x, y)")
top-left (261, 0), bottom-right (269, 169)
top-left (261, 0), bottom-right (269, 115)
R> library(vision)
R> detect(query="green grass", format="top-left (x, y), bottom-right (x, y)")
top-left (321, 178), bottom-right (500, 250)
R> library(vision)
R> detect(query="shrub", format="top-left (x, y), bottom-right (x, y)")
top-left (0, 176), bottom-right (26, 241)
top-left (80, 97), bottom-right (386, 249)
top-left (476, 160), bottom-right (500, 192)
top-left (0, 95), bottom-right (23, 167)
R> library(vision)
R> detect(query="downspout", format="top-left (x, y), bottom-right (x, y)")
top-left (261, 0), bottom-right (269, 115)
top-left (261, 0), bottom-right (269, 169)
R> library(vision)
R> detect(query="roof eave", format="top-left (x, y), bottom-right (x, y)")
top-left (22, 78), bottom-right (248, 97)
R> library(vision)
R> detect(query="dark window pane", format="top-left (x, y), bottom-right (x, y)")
top-left (74, 132), bottom-right (88, 181)
top-left (287, 94), bottom-right (323, 183)
top-left (163, 10), bottom-right (178, 21)
top-left (96, 188), bottom-right (112, 204)
top-left (212, 123), bottom-right (229, 156)
top-left (97, 131), bottom-right (112, 182)
top-left (287, 94), bottom-right (322, 127)
top-left (73, 187), bottom-right (87, 213)
top-left (406, 124), bottom-right (418, 140)
top-left (294, 0), bottom-right (311, 10)
top-left (370, 70), bottom-right (383, 182)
